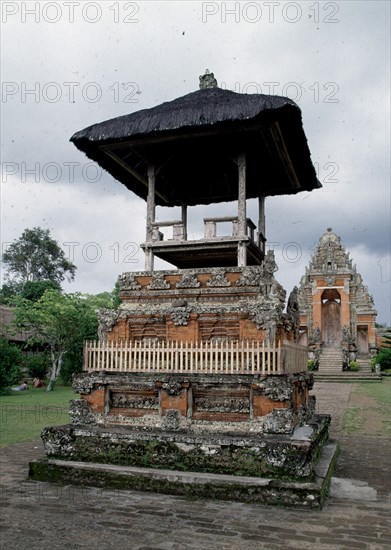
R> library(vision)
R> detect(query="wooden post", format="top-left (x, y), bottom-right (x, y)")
top-left (145, 164), bottom-right (155, 271)
top-left (237, 153), bottom-right (247, 266)
top-left (258, 195), bottom-right (265, 251)
top-left (181, 202), bottom-right (188, 241)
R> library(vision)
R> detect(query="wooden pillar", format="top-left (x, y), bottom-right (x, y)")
top-left (181, 202), bottom-right (188, 241)
top-left (258, 195), bottom-right (265, 252)
top-left (237, 153), bottom-right (247, 266)
top-left (145, 164), bottom-right (155, 271)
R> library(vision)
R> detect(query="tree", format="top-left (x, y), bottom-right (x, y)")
top-left (375, 328), bottom-right (391, 372)
top-left (13, 290), bottom-right (88, 391)
top-left (12, 289), bottom-right (118, 390)
top-left (0, 339), bottom-right (24, 392)
top-left (61, 291), bottom-right (119, 384)
top-left (0, 281), bottom-right (23, 304)
top-left (2, 227), bottom-right (76, 285)
top-left (21, 280), bottom-right (61, 302)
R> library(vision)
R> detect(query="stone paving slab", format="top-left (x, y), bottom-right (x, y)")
top-left (0, 382), bottom-right (390, 550)
top-left (313, 382), bottom-right (353, 437)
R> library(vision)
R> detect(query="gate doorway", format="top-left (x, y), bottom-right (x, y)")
top-left (322, 289), bottom-right (341, 347)
top-left (357, 326), bottom-right (368, 355)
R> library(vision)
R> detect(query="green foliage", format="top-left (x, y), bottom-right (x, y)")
top-left (2, 227), bottom-right (76, 285)
top-left (112, 281), bottom-right (121, 308)
top-left (60, 353), bottom-right (83, 385)
top-left (307, 359), bottom-right (318, 371)
top-left (21, 280), bottom-right (61, 302)
top-left (12, 289), bottom-right (117, 389)
top-left (348, 360), bottom-right (359, 372)
top-left (13, 290), bottom-right (90, 390)
top-left (0, 281), bottom-right (23, 304)
top-left (82, 291), bottom-right (118, 311)
top-left (23, 353), bottom-right (51, 379)
top-left (0, 340), bottom-right (24, 391)
top-left (60, 291), bottom-right (118, 385)
top-left (373, 348), bottom-right (391, 372)
top-left (1, 280), bottom-right (62, 305)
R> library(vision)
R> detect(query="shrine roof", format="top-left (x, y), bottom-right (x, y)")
top-left (71, 87), bottom-right (321, 206)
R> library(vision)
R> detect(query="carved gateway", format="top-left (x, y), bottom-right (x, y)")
top-left (298, 228), bottom-right (377, 354)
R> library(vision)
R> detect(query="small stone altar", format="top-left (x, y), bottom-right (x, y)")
top-left (30, 72), bottom-right (337, 508)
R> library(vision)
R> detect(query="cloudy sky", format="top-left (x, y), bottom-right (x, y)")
top-left (1, 0), bottom-right (390, 323)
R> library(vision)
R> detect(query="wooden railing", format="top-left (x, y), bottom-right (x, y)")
top-left (203, 216), bottom-right (256, 241)
top-left (83, 340), bottom-right (307, 375)
top-left (151, 220), bottom-right (185, 241)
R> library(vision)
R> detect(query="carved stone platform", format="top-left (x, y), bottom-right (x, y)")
top-left (100, 256), bottom-right (299, 345)
top-left (34, 370), bottom-right (335, 506)
top-left (69, 371), bottom-right (315, 433)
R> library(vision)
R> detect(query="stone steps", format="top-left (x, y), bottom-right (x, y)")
top-left (318, 349), bottom-right (343, 372)
top-left (314, 372), bottom-right (381, 382)
top-left (315, 350), bottom-right (379, 381)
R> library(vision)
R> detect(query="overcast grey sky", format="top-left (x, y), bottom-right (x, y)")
top-left (1, 0), bottom-right (390, 323)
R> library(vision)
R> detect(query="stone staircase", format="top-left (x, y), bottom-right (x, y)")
top-left (314, 348), bottom-right (381, 382)
top-left (318, 348), bottom-right (343, 374)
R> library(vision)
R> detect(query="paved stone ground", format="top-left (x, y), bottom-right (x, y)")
top-left (0, 383), bottom-right (390, 550)
top-left (314, 383), bottom-right (353, 437)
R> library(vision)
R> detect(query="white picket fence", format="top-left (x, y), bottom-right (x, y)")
top-left (83, 340), bottom-right (307, 375)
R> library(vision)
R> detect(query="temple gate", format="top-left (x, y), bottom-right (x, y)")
top-left (298, 228), bottom-right (377, 370)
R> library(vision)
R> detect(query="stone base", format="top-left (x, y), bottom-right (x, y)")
top-left (72, 371), bottom-right (316, 436)
top-left (40, 414), bottom-right (330, 480)
top-left (29, 442), bottom-right (338, 509)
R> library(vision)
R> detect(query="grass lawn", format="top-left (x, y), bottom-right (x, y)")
top-left (343, 378), bottom-right (391, 436)
top-left (0, 385), bottom-right (76, 447)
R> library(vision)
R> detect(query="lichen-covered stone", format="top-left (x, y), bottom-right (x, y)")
top-left (263, 409), bottom-right (295, 434)
top-left (69, 400), bottom-right (97, 426)
top-left (40, 414), bottom-right (330, 481)
top-left (71, 371), bottom-right (315, 436)
top-left (162, 410), bottom-right (181, 431)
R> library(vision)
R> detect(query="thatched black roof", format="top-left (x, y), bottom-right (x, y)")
top-left (72, 88), bottom-right (297, 142)
top-left (71, 87), bottom-right (320, 206)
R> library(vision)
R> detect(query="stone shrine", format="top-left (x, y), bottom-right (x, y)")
top-left (30, 72), bottom-right (337, 508)
top-left (297, 228), bottom-right (377, 370)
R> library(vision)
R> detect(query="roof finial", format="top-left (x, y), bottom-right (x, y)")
top-left (199, 69), bottom-right (218, 90)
